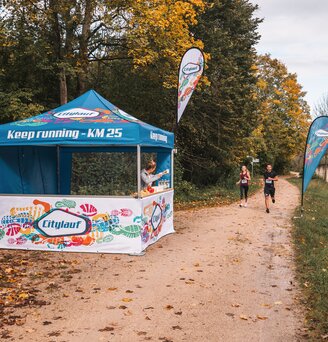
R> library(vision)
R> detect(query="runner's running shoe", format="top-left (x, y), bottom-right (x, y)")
top-left (272, 198), bottom-right (275, 203)
top-left (266, 208), bottom-right (270, 213)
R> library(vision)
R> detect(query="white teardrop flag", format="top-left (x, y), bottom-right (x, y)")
top-left (177, 47), bottom-right (205, 123)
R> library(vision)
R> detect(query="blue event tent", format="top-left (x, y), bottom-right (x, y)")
top-left (0, 90), bottom-right (174, 195)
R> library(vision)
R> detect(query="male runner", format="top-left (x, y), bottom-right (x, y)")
top-left (263, 164), bottom-right (278, 213)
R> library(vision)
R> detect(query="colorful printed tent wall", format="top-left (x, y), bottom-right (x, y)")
top-left (302, 116), bottom-right (328, 206)
top-left (0, 90), bottom-right (174, 194)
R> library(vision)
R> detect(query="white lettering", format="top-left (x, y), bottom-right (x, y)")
top-left (7, 129), bottom-right (79, 140)
top-left (106, 128), bottom-right (123, 138)
top-left (54, 108), bottom-right (99, 118)
top-left (150, 131), bottom-right (168, 143)
top-left (87, 128), bottom-right (105, 138)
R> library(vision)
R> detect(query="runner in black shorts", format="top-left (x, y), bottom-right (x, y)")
top-left (263, 164), bottom-right (278, 213)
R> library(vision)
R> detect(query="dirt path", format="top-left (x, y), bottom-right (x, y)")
top-left (3, 178), bottom-right (303, 342)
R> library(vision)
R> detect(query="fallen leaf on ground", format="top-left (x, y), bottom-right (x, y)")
top-left (165, 305), bottom-right (174, 310)
top-left (172, 325), bottom-right (182, 330)
top-left (108, 287), bottom-right (118, 291)
top-left (122, 298), bottom-right (133, 302)
top-left (43, 321), bottom-right (52, 325)
top-left (18, 293), bottom-right (29, 299)
top-left (256, 315), bottom-right (268, 320)
top-left (137, 331), bottom-right (147, 336)
top-left (99, 327), bottom-right (114, 332)
top-left (239, 315), bottom-right (248, 320)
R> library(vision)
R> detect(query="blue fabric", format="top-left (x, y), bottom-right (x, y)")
top-left (0, 90), bottom-right (174, 195)
top-left (156, 152), bottom-right (172, 186)
top-left (303, 116), bottom-right (328, 194)
top-left (0, 146), bottom-right (57, 194)
top-left (0, 90), bottom-right (174, 148)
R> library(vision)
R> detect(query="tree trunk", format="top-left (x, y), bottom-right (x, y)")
top-left (78, 0), bottom-right (94, 94)
top-left (59, 68), bottom-right (67, 104)
top-left (49, 0), bottom-right (68, 104)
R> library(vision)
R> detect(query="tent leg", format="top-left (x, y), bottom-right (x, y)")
top-left (137, 145), bottom-right (141, 198)
top-left (171, 149), bottom-right (174, 188)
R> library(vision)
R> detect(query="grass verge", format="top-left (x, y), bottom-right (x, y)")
top-left (174, 177), bottom-right (262, 210)
top-left (288, 177), bottom-right (328, 340)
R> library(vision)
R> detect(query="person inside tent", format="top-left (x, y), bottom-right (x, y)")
top-left (141, 160), bottom-right (168, 192)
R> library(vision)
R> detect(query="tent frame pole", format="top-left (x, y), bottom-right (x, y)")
top-left (56, 145), bottom-right (60, 194)
top-left (137, 145), bottom-right (141, 198)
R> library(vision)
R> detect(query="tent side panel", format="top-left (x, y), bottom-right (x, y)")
top-left (20, 147), bottom-right (57, 194)
top-left (0, 147), bottom-right (24, 193)
top-left (141, 190), bottom-right (174, 251)
top-left (0, 195), bottom-right (143, 254)
top-left (0, 146), bottom-right (57, 194)
top-left (59, 149), bottom-right (73, 195)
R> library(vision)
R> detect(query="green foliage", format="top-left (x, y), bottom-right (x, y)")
top-left (0, 90), bottom-right (44, 124)
top-left (289, 178), bottom-right (328, 340)
top-left (175, 0), bottom-right (262, 185)
top-left (0, 0), bottom-right (311, 189)
top-left (251, 55), bottom-right (311, 173)
top-left (175, 176), bottom-right (262, 210)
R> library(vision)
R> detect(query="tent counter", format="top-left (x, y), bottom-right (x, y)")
top-left (0, 190), bottom-right (174, 254)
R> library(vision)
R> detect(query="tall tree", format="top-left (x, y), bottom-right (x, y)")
top-left (250, 54), bottom-right (311, 172)
top-left (1, 0), bottom-right (205, 107)
top-left (175, 0), bottom-right (262, 184)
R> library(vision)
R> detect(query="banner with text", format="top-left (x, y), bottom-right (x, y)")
top-left (177, 47), bottom-right (204, 123)
top-left (302, 116), bottom-right (328, 203)
top-left (0, 192), bottom-right (174, 254)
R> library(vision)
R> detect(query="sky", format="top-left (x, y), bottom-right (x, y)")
top-left (250, 0), bottom-right (328, 114)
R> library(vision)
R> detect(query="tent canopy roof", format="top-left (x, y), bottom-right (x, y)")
top-left (0, 90), bottom-right (174, 148)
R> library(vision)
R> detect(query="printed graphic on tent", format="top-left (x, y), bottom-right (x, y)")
top-left (0, 90), bottom-right (174, 148)
top-left (177, 47), bottom-right (205, 123)
top-left (302, 116), bottom-right (328, 204)
top-left (0, 194), bottom-right (173, 253)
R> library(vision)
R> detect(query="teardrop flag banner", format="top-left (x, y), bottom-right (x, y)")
top-left (302, 115), bottom-right (328, 206)
top-left (177, 47), bottom-right (205, 124)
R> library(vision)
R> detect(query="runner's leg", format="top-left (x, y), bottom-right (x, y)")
top-left (264, 188), bottom-right (270, 213)
top-left (244, 186), bottom-right (249, 207)
top-left (240, 186), bottom-right (244, 207)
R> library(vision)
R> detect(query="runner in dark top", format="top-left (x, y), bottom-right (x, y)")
top-left (263, 164), bottom-right (278, 213)
top-left (236, 165), bottom-right (251, 207)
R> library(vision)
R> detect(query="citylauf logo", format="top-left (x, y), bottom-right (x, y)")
top-left (150, 204), bottom-right (162, 231)
top-left (182, 62), bottom-right (201, 75)
top-left (34, 209), bottom-right (92, 237)
top-left (54, 108), bottom-right (100, 119)
top-left (315, 129), bottom-right (328, 137)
